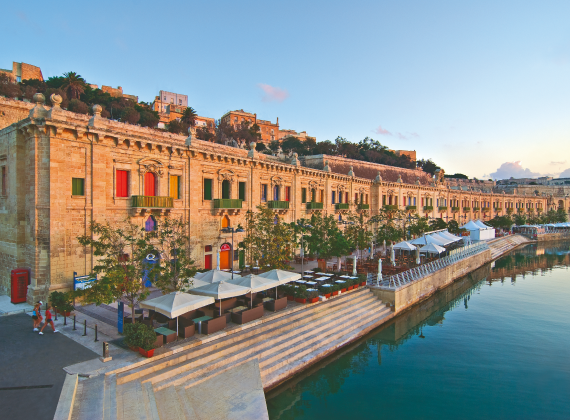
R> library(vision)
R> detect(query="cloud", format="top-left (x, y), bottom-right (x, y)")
top-left (559, 168), bottom-right (570, 178)
top-left (375, 125), bottom-right (392, 136)
top-left (489, 161), bottom-right (542, 180)
top-left (374, 126), bottom-right (419, 140)
top-left (551, 161), bottom-right (566, 166)
top-left (258, 83), bottom-right (289, 102)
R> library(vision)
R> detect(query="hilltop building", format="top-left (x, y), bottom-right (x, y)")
top-left (0, 61), bottom-right (43, 82)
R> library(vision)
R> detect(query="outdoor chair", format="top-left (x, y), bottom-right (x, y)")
top-left (202, 316), bottom-right (227, 335)
top-left (214, 297), bottom-right (238, 312)
top-left (231, 305), bottom-right (264, 325)
top-left (265, 296), bottom-right (287, 312)
top-left (178, 319), bottom-right (195, 338)
top-left (154, 332), bottom-right (164, 348)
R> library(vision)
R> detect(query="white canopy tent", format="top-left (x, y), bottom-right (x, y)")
top-left (430, 233), bottom-right (455, 245)
top-left (393, 241), bottom-right (417, 251)
top-left (419, 243), bottom-right (446, 254)
top-left (439, 231), bottom-right (463, 242)
top-left (257, 269), bottom-right (301, 285)
top-left (461, 220), bottom-right (495, 241)
top-left (475, 220), bottom-right (492, 229)
top-left (193, 269), bottom-right (233, 283)
top-left (228, 274), bottom-right (280, 306)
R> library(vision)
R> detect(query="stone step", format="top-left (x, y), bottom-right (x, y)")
top-left (153, 385), bottom-right (187, 420)
top-left (117, 288), bottom-right (373, 385)
top-left (70, 375), bottom-right (105, 420)
top-left (260, 304), bottom-right (392, 378)
top-left (115, 379), bottom-right (147, 420)
top-left (175, 385), bottom-right (198, 419)
top-left (142, 381), bottom-right (160, 420)
top-left (150, 296), bottom-right (384, 391)
top-left (103, 374), bottom-right (117, 420)
top-left (262, 306), bottom-right (394, 389)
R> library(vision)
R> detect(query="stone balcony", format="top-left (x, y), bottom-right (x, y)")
top-left (213, 199), bottom-right (243, 215)
top-left (267, 200), bottom-right (289, 214)
top-left (131, 195), bottom-right (173, 215)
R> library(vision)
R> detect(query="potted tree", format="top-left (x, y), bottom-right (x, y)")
top-left (137, 324), bottom-right (157, 358)
top-left (295, 285), bottom-right (307, 304)
top-left (307, 289), bottom-right (319, 304)
top-left (124, 323), bottom-right (142, 352)
top-left (346, 278), bottom-right (355, 291)
top-left (319, 285), bottom-right (331, 299)
top-left (331, 284), bottom-right (340, 296)
top-left (50, 291), bottom-right (75, 316)
top-left (359, 274), bottom-right (367, 287)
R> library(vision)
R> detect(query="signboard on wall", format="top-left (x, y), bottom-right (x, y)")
top-left (220, 243), bottom-right (231, 252)
top-left (73, 273), bottom-right (96, 290)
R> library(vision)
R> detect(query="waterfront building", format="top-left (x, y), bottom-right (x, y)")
top-left (0, 94), bottom-right (558, 303)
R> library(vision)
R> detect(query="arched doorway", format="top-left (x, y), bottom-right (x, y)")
top-left (220, 243), bottom-right (231, 270)
top-left (144, 172), bottom-right (156, 196)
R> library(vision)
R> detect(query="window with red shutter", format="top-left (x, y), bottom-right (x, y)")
top-left (116, 170), bottom-right (128, 197)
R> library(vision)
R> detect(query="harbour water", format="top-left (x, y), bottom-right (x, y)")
top-left (266, 242), bottom-right (570, 420)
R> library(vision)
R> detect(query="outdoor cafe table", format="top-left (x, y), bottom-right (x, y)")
top-left (306, 281), bottom-right (317, 286)
top-left (154, 326), bottom-right (177, 344)
top-left (296, 280), bottom-right (307, 284)
top-left (302, 275), bottom-right (313, 279)
top-left (315, 272), bottom-right (328, 276)
top-left (348, 276), bottom-right (359, 280)
top-left (321, 284), bottom-right (333, 288)
top-left (339, 275), bottom-right (350, 279)
top-left (304, 270), bottom-right (314, 274)
top-left (335, 280), bottom-right (346, 284)
top-left (315, 276), bottom-right (329, 281)
top-left (306, 288), bottom-right (318, 292)
top-left (192, 315), bottom-right (213, 335)
top-left (262, 297), bottom-right (274, 302)
top-left (226, 306), bottom-right (248, 314)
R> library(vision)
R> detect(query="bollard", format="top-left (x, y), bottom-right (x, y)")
top-left (54, 307), bottom-right (58, 321)
top-left (82, 319), bottom-right (87, 336)
top-left (95, 324), bottom-right (99, 342)
top-left (64, 314), bottom-right (67, 326)
top-left (73, 315), bottom-right (76, 330)
top-left (103, 342), bottom-right (109, 359)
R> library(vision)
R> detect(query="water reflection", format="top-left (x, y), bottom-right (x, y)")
top-left (266, 241), bottom-right (570, 420)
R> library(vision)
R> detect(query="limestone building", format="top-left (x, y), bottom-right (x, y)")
top-left (0, 61), bottom-right (43, 82)
top-left (0, 95), bottom-right (556, 303)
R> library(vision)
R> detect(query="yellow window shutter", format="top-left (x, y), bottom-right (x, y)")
top-left (170, 176), bottom-right (178, 199)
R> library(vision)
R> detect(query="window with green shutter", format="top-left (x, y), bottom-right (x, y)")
top-left (72, 178), bottom-right (84, 196)
top-left (239, 182), bottom-right (246, 201)
top-left (301, 188), bottom-right (306, 203)
top-left (203, 178), bottom-right (212, 200)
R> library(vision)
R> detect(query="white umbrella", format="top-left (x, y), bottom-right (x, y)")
top-left (391, 246), bottom-right (396, 266)
top-left (352, 255), bottom-right (358, 276)
top-left (440, 231), bottom-right (462, 242)
top-left (393, 241), bottom-right (417, 251)
top-left (425, 234), bottom-right (448, 246)
top-left (419, 243), bottom-right (445, 254)
top-left (257, 269), bottom-right (301, 285)
top-left (228, 274), bottom-right (280, 307)
top-left (430, 233), bottom-right (454, 245)
top-left (140, 292), bottom-right (215, 334)
top-left (193, 269), bottom-right (233, 283)
top-left (415, 247), bottom-right (420, 264)
top-left (184, 278), bottom-right (211, 290)
top-left (410, 236), bottom-right (428, 245)
top-left (190, 281), bottom-right (251, 317)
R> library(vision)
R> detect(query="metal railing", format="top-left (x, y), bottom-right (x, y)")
top-left (213, 199), bottom-right (243, 209)
top-left (368, 242), bottom-right (489, 289)
top-left (132, 195), bottom-right (173, 208)
top-left (358, 204), bottom-right (370, 210)
top-left (306, 202), bottom-right (324, 210)
top-left (267, 200), bottom-right (289, 209)
top-left (335, 203), bottom-right (350, 210)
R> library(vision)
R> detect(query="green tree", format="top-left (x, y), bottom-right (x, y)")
top-left (514, 214), bottom-right (527, 225)
top-left (67, 99), bottom-right (89, 114)
top-left (344, 212), bottom-right (373, 259)
top-left (242, 206), bottom-right (295, 269)
top-left (303, 213), bottom-right (345, 260)
top-left (408, 216), bottom-right (430, 237)
top-left (76, 219), bottom-right (159, 322)
top-left (166, 119), bottom-right (190, 135)
top-left (182, 106), bottom-right (198, 126)
top-left (429, 218), bottom-right (447, 230)
top-left (417, 159), bottom-right (440, 176)
top-left (149, 217), bottom-right (199, 292)
top-left (556, 207), bottom-right (568, 222)
top-left (0, 73), bottom-right (21, 98)
top-left (60, 71), bottom-right (86, 100)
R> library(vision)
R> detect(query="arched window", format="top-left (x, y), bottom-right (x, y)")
top-left (222, 180), bottom-right (230, 199)
top-left (144, 172), bottom-right (156, 196)
top-left (221, 215), bottom-right (230, 228)
top-left (145, 215), bottom-right (156, 232)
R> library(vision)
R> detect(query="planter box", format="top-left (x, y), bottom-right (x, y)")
top-left (341, 288), bottom-right (347, 293)
top-left (138, 348), bottom-right (155, 358)
top-left (129, 346), bottom-right (139, 352)
top-left (353, 284), bottom-right (359, 289)
top-left (332, 291), bottom-right (339, 296)
top-left (56, 309), bottom-right (72, 317)
top-left (287, 295), bottom-right (295, 301)
top-left (347, 286), bottom-right (354, 291)
top-left (308, 297), bottom-right (319, 304)
top-left (295, 298), bottom-right (307, 304)
top-left (361, 281), bottom-right (366, 286)
top-left (324, 293), bottom-right (331, 299)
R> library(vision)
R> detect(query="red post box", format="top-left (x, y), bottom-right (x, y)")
top-left (11, 269), bottom-right (29, 303)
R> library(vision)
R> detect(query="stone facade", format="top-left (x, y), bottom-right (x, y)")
top-left (0, 62), bottom-right (43, 82)
top-left (0, 96), bottom-right (552, 303)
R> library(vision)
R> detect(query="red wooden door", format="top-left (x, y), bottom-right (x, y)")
top-left (204, 254), bottom-right (212, 270)
top-left (144, 172), bottom-right (155, 196)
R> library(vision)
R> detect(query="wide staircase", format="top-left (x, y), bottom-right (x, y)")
top-left (67, 287), bottom-right (392, 419)
top-left (488, 235), bottom-right (530, 259)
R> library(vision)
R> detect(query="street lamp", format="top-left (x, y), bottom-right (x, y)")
top-left (220, 225), bottom-right (244, 279)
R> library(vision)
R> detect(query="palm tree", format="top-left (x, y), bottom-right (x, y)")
top-left (182, 106), bottom-right (198, 126)
top-left (61, 72), bottom-right (86, 100)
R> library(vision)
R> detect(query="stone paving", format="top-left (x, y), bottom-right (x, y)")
top-left (0, 295), bottom-right (33, 316)
top-left (0, 313), bottom-right (98, 420)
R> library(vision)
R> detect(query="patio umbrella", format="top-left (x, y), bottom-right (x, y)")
top-left (140, 291), bottom-right (215, 334)
top-left (416, 247), bottom-right (420, 265)
top-left (257, 269), bottom-right (301, 285)
top-left (377, 258), bottom-right (382, 283)
top-left (352, 255), bottom-right (358, 276)
top-left (391, 246), bottom-right (396, 266)
top-left (190, 281), bottom-right (251, 316)
top-left (228, 274), bottom-right (280, 307)
top-left (419, 243), bottom-right (445, 254)
top-left (430, 233), bottom-right (454, 245)
top-left (425, 234), bottom-right (448, 246)
top-left (193, 269), bottom-right (233, 283)
top-left (393, 241), bottom-right (417, 251)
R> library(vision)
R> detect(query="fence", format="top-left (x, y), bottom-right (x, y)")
top-left (367, 242), bottom-right (490, 289)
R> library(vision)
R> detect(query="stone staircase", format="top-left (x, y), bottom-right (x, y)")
top-left (67, 287), bottom-right (392, 419)
top-left (488, 235), bottom-right (530, 259)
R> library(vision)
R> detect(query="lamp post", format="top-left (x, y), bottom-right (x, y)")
top-left (220, 226), bottom-right (244, 279)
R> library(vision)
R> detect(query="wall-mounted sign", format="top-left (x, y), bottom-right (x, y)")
top-left (220, 243), bottom-right (231, 251)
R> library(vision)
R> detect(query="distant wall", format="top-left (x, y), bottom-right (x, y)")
top-left (302, 154), bottom-right (433, 185)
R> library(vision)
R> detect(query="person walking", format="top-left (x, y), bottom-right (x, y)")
top-left (39, 304), bottom-right (58, 334)
top-left (32, 301), bottom-right (43, 332)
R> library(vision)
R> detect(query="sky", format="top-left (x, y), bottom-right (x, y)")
top-left (3, 0), bottom-right (570, 180)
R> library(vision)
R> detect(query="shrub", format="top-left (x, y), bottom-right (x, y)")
top-left (124, 323), bottom-right (156, 350)
top-left (295, 285), bottom-right (307, 299)
top-left (67, 99), bottom-right (89, 114)
top-left (49, 291), bottom-right (74, 313)
top-left (306, 289), bottom-right (319, 300)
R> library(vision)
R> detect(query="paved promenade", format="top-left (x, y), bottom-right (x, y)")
top-left (0, 313), bottom-right (98, 420)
